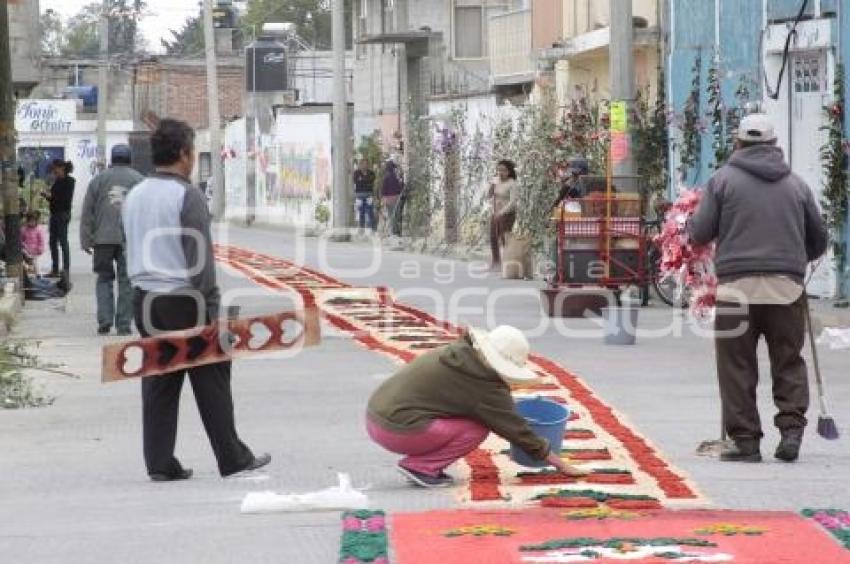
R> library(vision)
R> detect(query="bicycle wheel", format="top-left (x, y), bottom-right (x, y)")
top-left (652, 269), bottom-right (690, 309)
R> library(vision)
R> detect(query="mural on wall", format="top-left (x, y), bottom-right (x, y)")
top-left (260, 113), bottom-right (332, 224)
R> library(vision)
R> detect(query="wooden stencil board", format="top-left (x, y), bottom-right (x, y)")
top-left (102, 307), bottom-right (320, 383)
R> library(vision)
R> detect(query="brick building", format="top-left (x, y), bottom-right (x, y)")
top-left (135, 58), bottom-right (245, 130)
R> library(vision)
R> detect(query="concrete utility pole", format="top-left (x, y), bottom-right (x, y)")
top-left (331, 0), bottom-right (350, 233)
top-left (97, 0), bottom-right (109, 166)
top-left (203, 0), bottom-right (225, 220)
top-left (0, 0), bottom-right (21, 278)
top-left (609, 0), bottom-right (636, 177)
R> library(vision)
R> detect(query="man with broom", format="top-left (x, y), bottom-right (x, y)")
top-left (689, 114), bottom-right (829, 463)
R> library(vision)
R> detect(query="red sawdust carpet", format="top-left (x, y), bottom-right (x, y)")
top-left (390, 508), bottom-right (850, 563)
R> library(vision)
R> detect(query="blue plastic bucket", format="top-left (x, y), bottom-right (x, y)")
top-left (509, 397), bottom-right (570, 468)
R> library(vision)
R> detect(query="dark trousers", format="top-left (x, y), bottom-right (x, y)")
top-left (489, 210), bottom-right (516, 265)
top-left (714, 298), bottom-right (809, 441)
top-left (93, 245), bottom-right (132, 331)
top-left (134, 291), bottom-right (254, 477)
top-left (49, 212), bottom-right (71, 273)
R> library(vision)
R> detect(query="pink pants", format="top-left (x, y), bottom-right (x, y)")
top-left (366, 416), bottom-right (490, 477)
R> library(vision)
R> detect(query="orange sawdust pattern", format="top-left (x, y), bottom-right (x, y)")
top-left (214, 245), bottom-right (701, 505)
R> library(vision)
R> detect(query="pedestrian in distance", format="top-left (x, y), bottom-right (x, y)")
top-left (122, 118), bottom-right (270, 482)
top-left (488, 160), bottom-right (519, 270)
top-left (21, 211), bottom-right (45, 275)
top-left (43, 159), bottom-right (75, 279)
top-left (550, 156), bottom-right (590, 211)
top-left (380, 156), bottom-right (404, 236)
top-left (366, 325), bottom-right (588, 488)
top-left (689, 113), bottom-right (828, 464)
top-left (353, 157), bottom-right (377, 232)
top-left (80, 144), bottom-right (145, 336)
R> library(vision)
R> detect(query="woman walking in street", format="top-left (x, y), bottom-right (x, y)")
top-left (43, 159), bottom-right (75, 278)
top-left (488, 160), bottom-right (518, 270)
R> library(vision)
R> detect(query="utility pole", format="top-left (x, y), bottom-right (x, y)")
top-left (331, 0), bottom-right (350, 235)
top-left (203, 0), bottom-right (225, 220)
top-left (609, 0), bottom-right (636, 177)
top-left (0, 0), bottom-right (21, 278)
top-left (97, 0), bottom-right (109, 167)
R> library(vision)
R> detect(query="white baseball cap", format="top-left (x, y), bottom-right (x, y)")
top-left (737, 113), bottom-right (777, 143)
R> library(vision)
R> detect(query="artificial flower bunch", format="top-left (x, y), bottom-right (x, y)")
top-left (655, 189), bottom-right (717, 319)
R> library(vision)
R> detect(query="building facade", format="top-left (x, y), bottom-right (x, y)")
top-left (8, 0), bottom-right (41, 95)
top-left (352, 0), bottom-right (527, 144)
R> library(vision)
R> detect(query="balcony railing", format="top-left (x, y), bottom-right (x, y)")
top-left (488, 8), bottom-right (534, 85)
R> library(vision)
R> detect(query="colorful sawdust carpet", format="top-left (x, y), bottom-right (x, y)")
top-left (216, 245), bottom-right (702, 509)
top-left (390, 508), bottom-right (850, 563)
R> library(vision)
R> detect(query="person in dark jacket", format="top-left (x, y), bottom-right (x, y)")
top-left (353, 158), bottom-right (377, 231)
top-left (367, 325), bottom-right (588, 488)
top-left (689, 113), bottom-right (828, 464)
top-left (80, 144), bottom-right (145, 336)
top-left (43, 159), bottom-right (75, 278)
top-left (381, 158), bottom-right (404, 236)
top-left (123, 119), bottom-right (270, 482)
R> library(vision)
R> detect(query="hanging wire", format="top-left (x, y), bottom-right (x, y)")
top-left (763, 0), bottom-right (811, 101)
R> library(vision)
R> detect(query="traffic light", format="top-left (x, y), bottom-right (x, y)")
top-left (212, 2), bottom-right (236, 29)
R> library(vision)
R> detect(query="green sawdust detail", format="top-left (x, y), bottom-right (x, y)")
top-left (519, 537), bottom-right (718, 551)
top-left (339, 511), bottom-right (388, 563)
top-left (531, 489), bottom-right (657, 502)
top-left (802, 508), bottom-right (850, 550)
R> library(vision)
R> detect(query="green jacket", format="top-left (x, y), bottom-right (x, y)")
top-left (367, 336), bottom-right (550, 461)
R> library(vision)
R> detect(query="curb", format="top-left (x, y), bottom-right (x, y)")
top-left (0, 292), bottom-right (22, 335)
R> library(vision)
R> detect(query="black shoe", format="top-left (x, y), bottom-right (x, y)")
top-left (149, 468), bottom-right (193, 482)
top-left (775, 428), bottom-right (804, 462)
top-left (224, 453), bottom-right (272, 477)
top-left (720, 439), bottom-right (762, 462)
top-left (98, 325), bottom-right (112, 336)
top-left (396, 465), bottom-right (454, 488)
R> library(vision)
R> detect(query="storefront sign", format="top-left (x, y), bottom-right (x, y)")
top-left (15, 100), bottom-right (76, 134)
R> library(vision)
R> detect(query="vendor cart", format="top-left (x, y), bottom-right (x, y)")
top-left (549, 174), bottom-right (647, 307)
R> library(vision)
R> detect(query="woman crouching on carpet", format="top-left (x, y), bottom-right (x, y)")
top-left (365, 325), bottom-right (587, 488)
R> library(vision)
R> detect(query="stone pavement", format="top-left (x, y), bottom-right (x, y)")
top-left (1, 222), bottom-right (848, 563)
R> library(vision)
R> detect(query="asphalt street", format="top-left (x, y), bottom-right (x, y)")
top-left (1, 222), bottom-right (848, 563)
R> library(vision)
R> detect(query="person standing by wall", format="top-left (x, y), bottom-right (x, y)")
top-left (43, 159), bottom-right (75, 279)
top-left (353, 158), bottom-right (377, 232)
top-left (80, 144), bottom-right (145, 336)
top-left (381, 157), bottom-right (404, 236)
top-left (122, 119), bottom-right (270, 481)
top-left (689, 114), bottom-right (828, 464)
top-left (488, 160), bottom-right (518, 270)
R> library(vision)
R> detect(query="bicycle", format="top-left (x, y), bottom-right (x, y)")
top-left (641, 217), bottom-right (690, 308)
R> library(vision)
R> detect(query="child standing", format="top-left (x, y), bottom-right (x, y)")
top-left (21, 211), bottom-right (45, 275)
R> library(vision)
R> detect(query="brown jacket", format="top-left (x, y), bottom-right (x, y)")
top-left (367, 336), bottom-right (550, 460)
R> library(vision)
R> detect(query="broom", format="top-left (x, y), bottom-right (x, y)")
top-left (803, 292), bottom-right (840, 440)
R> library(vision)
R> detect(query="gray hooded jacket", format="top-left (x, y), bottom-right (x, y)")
top-left (689, 145), bottom-right (828, 283)
top-left (80, 165), bottom-right (145, 248)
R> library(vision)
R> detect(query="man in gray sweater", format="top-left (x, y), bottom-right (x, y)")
top-left (122, 119), bottom-right (270, 481)
top-left (80, 145), bottom-right (144, 336)
top-left (690, 114), bottom-right (828, 464)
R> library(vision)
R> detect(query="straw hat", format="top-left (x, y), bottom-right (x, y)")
top-left (469, 326), bottom-right (539, 384)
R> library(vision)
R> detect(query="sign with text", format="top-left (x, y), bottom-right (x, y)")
top-left (15, 100), bottom-right (77, 134)
top-left (610, 101), bottom-right (628, 133)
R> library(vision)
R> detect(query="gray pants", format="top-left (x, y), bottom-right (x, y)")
top-left (714, 298), bottom-right (809, 441)
top-left (93, 244), bottom-right (132, 331)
